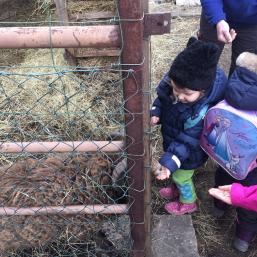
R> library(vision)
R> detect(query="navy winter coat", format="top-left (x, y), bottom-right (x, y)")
top-left (225, 65), bottom-right (257, 111)
top-left (151, 68), bottom-right (227, 173)
top-left (201, 0), bottom-right (257, 27)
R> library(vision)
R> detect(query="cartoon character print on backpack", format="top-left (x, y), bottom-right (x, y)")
top-left (204, 115), bottom-right (233, 163)
top-left (225, 153), bottom-right (245, 172)
top-left (213, 117), bottom-right (231, 162)
top-left (204, 115), bottom-right (222, 146)
top-left (201, 101), bottom-right (257, 180)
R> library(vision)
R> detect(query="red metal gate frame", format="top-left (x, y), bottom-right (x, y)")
top-left (118, 1), bottom-right (170, 256)
top-left (118, 2), bottom-right (149, 256)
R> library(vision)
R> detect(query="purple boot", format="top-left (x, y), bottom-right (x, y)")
top-left (159, 184), bottom-right (179, 200)
top-left (164, 200), bottom-right (197, 215)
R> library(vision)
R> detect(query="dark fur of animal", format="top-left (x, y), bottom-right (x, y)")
top-left (0, 155), bottom-right (127, 254)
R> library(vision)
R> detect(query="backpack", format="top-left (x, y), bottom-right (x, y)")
top-left (200, 100), bottom-right (257, 180)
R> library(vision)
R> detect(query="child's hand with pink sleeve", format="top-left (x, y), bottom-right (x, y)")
top-left (208, 185), bottom-right (232, 205)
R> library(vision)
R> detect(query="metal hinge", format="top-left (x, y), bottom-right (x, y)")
top-left (144, 12), bottom-right (171, 38)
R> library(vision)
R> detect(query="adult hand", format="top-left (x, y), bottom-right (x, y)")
top-left (216, 20), bottom-right (237, 43)
top-left (151, 116), bottom-right (160, 125)
top-left (208, 185), bottom-right (232, 205)
top-left (156, 166), bottom-right (171, 180)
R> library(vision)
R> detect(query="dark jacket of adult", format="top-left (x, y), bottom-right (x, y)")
top-left (151, 68), bottom-right (227, 173)
top-left (201, 0), bottom-right (257, 28)
top-left (225, 51), bottom-right (257, 110)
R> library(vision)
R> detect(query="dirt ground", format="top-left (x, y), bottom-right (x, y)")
top-left (0, 1), bottom-right (256, 257)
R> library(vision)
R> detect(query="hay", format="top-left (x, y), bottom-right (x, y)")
top-left (0, 49), bottom-right (123, 141)
top-left (67, 0), bottom-right (116, 14)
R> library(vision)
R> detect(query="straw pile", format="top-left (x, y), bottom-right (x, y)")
top-left (0, 0), bottom-right (123, 143)
top-left (0, 49), bottom-right (123, 141)
top-left (67, 0), bottom-right (116, 14)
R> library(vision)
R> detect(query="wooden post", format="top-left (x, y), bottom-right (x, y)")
top-left (54, 0), bottom-right (77, 65)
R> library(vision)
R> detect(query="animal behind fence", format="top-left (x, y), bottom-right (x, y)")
top-left (0, 154), bottom-right (129, 255)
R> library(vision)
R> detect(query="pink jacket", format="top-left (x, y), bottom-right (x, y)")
top-left (231, 183), bottom-right (257, 212)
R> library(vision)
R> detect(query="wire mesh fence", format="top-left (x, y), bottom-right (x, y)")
top-left (0, 0), bottom-right (149, 256)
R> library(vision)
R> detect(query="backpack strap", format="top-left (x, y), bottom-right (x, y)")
top-left (184, 104), bottom-right (209, 130)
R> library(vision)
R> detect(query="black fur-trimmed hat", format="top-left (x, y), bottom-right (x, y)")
top-left (168, 37), bottom-right (220, 91)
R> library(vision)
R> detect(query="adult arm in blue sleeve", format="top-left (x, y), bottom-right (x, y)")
top-left (159, 119), bottom-right (204, 173)
top-left (201, 0), bottom-right (226, 25)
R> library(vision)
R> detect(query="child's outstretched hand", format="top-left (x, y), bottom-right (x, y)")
top-left (156, 166), bottom-right (170, 180)
top-left (151, 116), bottom-right (160, 126)
top-left (153, 163), bottom-right (171, 180)
top-left (208, 185), bottom-right (232, 205)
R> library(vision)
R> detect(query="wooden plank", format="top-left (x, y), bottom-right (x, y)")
top-left (74, 48), bottom-right (121, 57)
top-left (54, 0), bottom-right (77, 65)
top-left (0, 11), bottom-right (16, 21)
top-left (54, 0), bottom-right (69, 23)
top-left (70, 11), bottom-right (115, 21)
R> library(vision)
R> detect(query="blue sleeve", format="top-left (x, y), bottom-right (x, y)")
top-left (159, 119), bottom-right (204, 173)
top-left (201, 0), bottom-right (226, 25)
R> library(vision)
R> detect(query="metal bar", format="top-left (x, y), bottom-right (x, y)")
top-left (0, 204), bottom-right (128, 216)
top-left (142, 1), bottom-right (153, 256)
top-left (0, 26), bottom-right (121, 49)
top-left (0, 141), bottom-right (123, 153)
top-left (118, 1), bottom-right (147, 256)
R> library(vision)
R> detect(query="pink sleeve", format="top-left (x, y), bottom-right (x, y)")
top-left (231, 183), bottom-right (257, 212)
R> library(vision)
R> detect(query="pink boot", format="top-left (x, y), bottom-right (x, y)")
top-left (159, 184), bottom-right (179, 200)
top-left (164, 200), bottom-right (197, 215)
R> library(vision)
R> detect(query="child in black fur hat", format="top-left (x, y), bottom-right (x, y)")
top-left (151, 37), bottom-right (227, 215)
